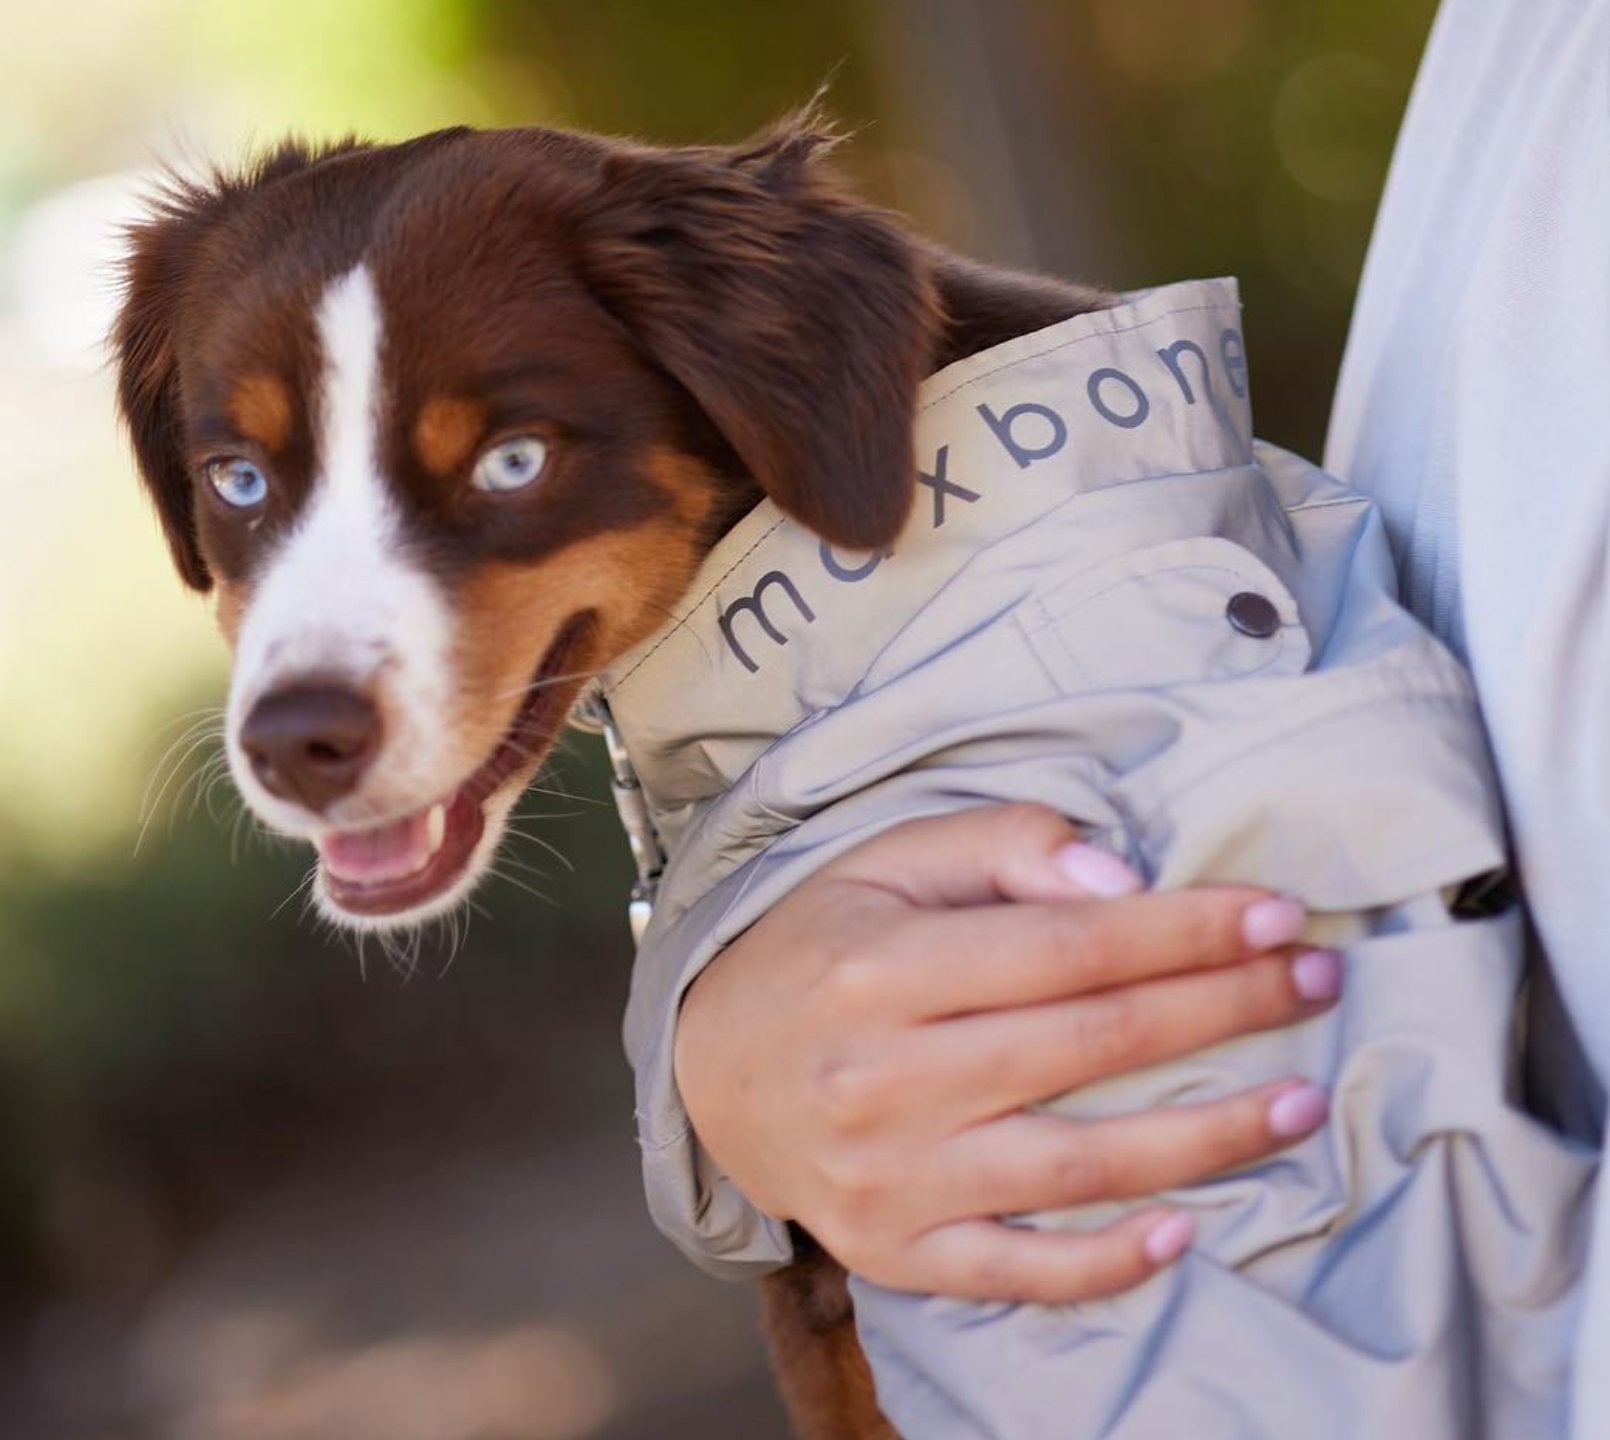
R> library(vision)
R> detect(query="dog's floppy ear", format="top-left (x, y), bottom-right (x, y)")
top-left (113, 176), bottom-right (224, 592)
top-left (579, 112), bottom-right (939, 550)
top-left (113, 139), bottom-right (377, 592)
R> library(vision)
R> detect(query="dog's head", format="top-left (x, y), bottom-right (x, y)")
top-left (114, 119), bottom-right (939, 928)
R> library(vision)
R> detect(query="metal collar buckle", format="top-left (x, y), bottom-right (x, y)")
top-left (572, 685), bottom-right (665, 945)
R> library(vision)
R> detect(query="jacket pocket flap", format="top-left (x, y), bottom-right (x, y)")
top-left (1018, 535), bottom-right (1312, 694)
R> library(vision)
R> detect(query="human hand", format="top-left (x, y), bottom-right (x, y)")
top-left (673, 803), bottom-right (1337, 1303)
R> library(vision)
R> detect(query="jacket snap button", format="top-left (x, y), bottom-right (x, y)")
top-left (1226, 590), bottom-right (1281, 638)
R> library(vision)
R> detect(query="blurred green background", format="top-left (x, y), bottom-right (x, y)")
top-left (0, 2), bottom-right (1436, 1435)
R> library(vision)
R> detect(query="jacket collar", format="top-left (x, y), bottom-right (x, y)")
top-left (588, 277), bottom-right (1254, 857)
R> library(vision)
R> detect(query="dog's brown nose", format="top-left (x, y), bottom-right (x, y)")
top-left (239, 687), bottom-right (381, 812)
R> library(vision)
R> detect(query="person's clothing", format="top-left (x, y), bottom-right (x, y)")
top-left (599, 278), bottom-right (1593, 1437)
top-left (1324, 1), bottom-right (1610, 1431)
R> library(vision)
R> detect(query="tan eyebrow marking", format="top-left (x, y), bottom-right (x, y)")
top-left (226, 373), bottom-right (293, 453)
top-left (414, 395), bottom-right (486, 477)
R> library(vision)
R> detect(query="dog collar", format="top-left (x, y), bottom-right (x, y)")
top-left (572, 684), bottom-right (665, 943)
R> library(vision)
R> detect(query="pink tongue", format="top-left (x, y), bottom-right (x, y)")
top-left (318, 809), bottom-right (436, 885)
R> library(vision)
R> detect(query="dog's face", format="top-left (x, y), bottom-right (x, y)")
top-left (114, 122), bottom-right (937, 928)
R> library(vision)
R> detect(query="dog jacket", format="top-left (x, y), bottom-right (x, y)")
top-left (590, 279), bottom-right (1595, 1438)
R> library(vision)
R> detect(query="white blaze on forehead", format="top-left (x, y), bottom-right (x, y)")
top-left (226, 263), bottom-right (455, 836)
top-left (319, 264), bottom-right (385, 499)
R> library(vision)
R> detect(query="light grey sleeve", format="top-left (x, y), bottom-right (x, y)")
top-left (625, 862), bottom-right (800, 1279)
top-left (626, 757), bottom-right (1123, 1280)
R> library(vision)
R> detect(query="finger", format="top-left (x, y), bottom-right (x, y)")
top-left (820, 802), bottom-right (1140, 908)
top-left (913, 949), bottom-right (1338, 1118)
top-left (885, 1207), bottom-right (1193, 1304)
top-left (926, 1081), bottom-right (1328, 1223)
top-left (876, 888), bottom-right (1310, 1018)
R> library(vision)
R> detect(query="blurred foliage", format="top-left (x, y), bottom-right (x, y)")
top-left (474, 0), bottom-right (879, 138)
top-left (1052, 0), bottom-right (1437, 448)
top-left (0, 739), bottom-right (637, 1298)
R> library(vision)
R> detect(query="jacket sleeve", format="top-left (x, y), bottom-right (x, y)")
top-left (625, 760), bottom-right (1123, 1279)
top-left (625, 861), bottom-right (798, 1279)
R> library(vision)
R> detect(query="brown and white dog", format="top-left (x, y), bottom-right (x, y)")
top-left (114, 114), bottom-right (1109, 1437)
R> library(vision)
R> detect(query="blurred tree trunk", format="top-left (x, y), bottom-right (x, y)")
top-left (868, 0), bottom-right (1117, 278)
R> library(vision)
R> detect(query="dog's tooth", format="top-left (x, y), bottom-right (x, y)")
top-left (425, 804), bottom-right (447, 854)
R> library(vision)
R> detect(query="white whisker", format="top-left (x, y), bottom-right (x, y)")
top-left (490, 665), bottom-right (598, 705)
top-left (135, 721), bottom-right (227, 855)
top-left (500, 828), bottom-right (577, 874)
top-left (514, 782), bottom-right (602, 808)
top-left (491, 850), bottom-right (561, 885)
top-left (486, 864), bottom-right (556, 908)
top-left (271, 863), bottom-right (321, 920)
top-left (434, 905), bottom-right (473, 977)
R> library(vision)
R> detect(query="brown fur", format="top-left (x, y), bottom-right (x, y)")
top-left (226, 373), bottom-right (294, 454)
top-left (761, 1232), bottom-right (900, 1440)
top-left (412, 395), bottom-right (487, 477)
top-left (112, 111), bottom-right (1111, 1439)
top-left (450, 519), bottom-right (708, 776)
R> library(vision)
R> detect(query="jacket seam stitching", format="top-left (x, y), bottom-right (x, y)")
top-left (610, 518), bottom-right (789, 689)
top-left (1280, 494), bottom-right (1370, 516)
top-left (641, 1119), bottom-right (693, 1153)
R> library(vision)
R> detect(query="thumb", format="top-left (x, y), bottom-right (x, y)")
top-left (823, 803), bottom-right (1144, 909)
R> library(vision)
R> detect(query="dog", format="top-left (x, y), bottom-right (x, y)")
top-left (115, 119), bottom-right (1101, 932)
top-left (113, 112), bottom-right (1082, 1437)
top-left (115, 115), bottom-right (1592, 1440)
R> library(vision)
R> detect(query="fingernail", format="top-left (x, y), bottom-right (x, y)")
top-left (1242, 897), bottom-right (1306, 950)
top-left (1268, 1083), bottom-right (1328, 1138)
top-left (1143, 1212), bottom-right (1194, 1265)
top-left (1291, 949), bottom-right (1342, 1002)
top-left (1052, 843), bottom-right (1143, 898)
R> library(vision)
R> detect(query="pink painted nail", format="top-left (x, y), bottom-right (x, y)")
top-left (1291, 949), bottom-right (1342, 1002)
top-left (1143, 1212), bottom-right (1195, 1265)
top-left (1242, 897), bottom-right (1307, 950)
top-left (1052, 843), bottom-right (1143, 898)
top-left (1268, 1083), bottom-right (1328, 1139)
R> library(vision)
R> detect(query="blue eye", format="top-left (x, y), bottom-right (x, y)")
top-left (472, 436), bottom-right (548, 493)
top-left (206, 457), bottom-right (269, 508)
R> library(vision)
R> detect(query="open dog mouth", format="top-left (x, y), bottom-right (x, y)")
top-left (314, 615), bottom-right (592, 918)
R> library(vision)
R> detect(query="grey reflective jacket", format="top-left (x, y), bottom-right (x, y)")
top-left (594, 279), bottom-right (1596, 1438)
